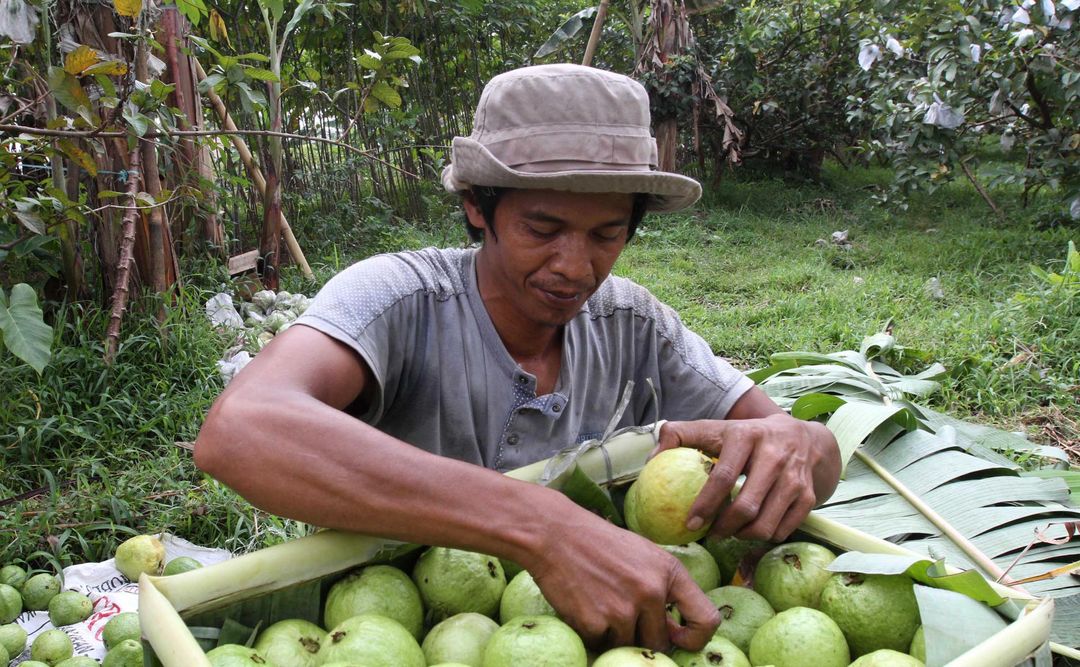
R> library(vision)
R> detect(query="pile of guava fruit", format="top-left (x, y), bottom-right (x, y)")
top-left (1, 534), bottom-right (198, 667)
top-left (198, 449), bottom-right (928, 667)
top-left (3, 451), bottom-right (936, 667)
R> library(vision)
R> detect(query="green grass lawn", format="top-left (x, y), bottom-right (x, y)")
top-left (1, 164), bottom-right (1076, 567)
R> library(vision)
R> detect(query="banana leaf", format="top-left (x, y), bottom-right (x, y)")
top-left (755, 332), bottom-right (1080, 647)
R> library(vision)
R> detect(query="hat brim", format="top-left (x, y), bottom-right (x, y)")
top-left (442, 137), bottom-right (702, 213)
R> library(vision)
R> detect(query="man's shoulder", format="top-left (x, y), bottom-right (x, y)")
top-left (332, 246), bottom-right (472, 298)
top-left (301, 247), bottom-right (473, 331)
top-left (584, 274), bottom-right (676, 324)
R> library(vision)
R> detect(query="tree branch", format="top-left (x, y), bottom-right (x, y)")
top-left (104, 147), bottom-right (143, 365)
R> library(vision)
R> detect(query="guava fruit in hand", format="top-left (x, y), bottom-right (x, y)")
top-left (624, 448), bottom-right (713, 545)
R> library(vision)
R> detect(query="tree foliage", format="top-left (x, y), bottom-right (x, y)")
top-left (692, 0), bottom-right (1077, 217)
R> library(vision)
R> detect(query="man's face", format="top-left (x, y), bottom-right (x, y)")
top-left (466, 188), bottom-right (635, 330)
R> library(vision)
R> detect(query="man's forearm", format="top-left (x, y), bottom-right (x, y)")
top-left (194, 388), bottom-right (577, 570)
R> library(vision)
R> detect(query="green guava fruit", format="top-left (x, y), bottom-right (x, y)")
top-left (818, 572), bottom-right (920, 656)
top-left (162, 556), bottom-right (203, 576)
top-left (113, 535), bottom-right (165, 581)
top-left (31, 628), bottom-right (74, 665)
top-left (317, 614), bottom-right (426, 667)
top-left (480, 615), bottom-right (586, 667)
top-left (21, 662), bottom-right (52, 667)
top-left (413, 548), bottom-right (506, 623)
top-left (0, 621), bottom-right (28, 657)
top-left (205, 643), bottom-right (269, 666)
top-left (500, 570), bottom-right (556, 624)
top-left (101, 638), bottom-right (142, 667)
top-left (55, 657), bottom-right (102, 667)
top-left (22, 573), bottom-right (61, 611)
top-left (0, 643), bottom-right (7, 666)
top-left (102, 613), bottom-right (141, 650)
top-left (592, 646), bottom-right (679, 665)
top-left (752, 542), bottom-right (836, 611)
top-left (324, 564), bottom-right (424, 638)
top-left (703, 536), bottom-right (770, 586)
top-left (849, 649), bottom-right (925, 666)
top-left (661, 543), bottom-right (720, 592)
top-left (671, 634), bottom-right (750, 667)
top-left (428, 663), bottom-right (475, 667)
top-left (252, 618), bottom-right (324, 667)
top-left (624, 482), bottom-right (642, 534)
top-left (0, 583), bottom-right (22, 623)
top-left (0, 564), bottom-right (28, 590)
top-left (625, 448), bottom-right (713, 545)
top-left (422, 611), bottom-right (500, 666)
top-left (49, 590), bottom-right (94, 627)
top-left (703, 585), bottom-right (775, 654)
top-left (911, 621), bottom-right (928, 660)
top-left (748, 607), bottom-right (849, 667)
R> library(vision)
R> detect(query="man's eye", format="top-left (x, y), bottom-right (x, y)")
top-left (528, 225), bottom-right (558, 238)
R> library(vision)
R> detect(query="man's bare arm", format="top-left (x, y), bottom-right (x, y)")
top-left (194, 325), bottom-right (719, 651)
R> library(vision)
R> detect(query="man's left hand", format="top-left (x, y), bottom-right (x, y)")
top-left (656, 413), bottom-right (840, 542)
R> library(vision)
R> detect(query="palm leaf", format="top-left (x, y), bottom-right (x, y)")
top-left (756, 332), bottom-right (1080, 647)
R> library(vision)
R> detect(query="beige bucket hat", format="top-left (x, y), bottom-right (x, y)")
top-left (441, 64), bottom-right (702, 212)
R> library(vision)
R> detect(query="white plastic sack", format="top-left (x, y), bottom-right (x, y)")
top-left (0, 0), bottom-right (40, 45)
top-left (8, 534), bottom-right (230, 664)
top-left (205, 292), bottom-right (244, 330)
top-left (924, 97), bottom-right (965, 129)
top-left (217, 350), bottom-right (252, 385)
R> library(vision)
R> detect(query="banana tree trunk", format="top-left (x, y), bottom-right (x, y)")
top-left (656, 117), bottom-right (677, 172)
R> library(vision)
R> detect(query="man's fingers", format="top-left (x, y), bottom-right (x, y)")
top-left (688, 441), bottom-right (753, 530)
top-left (656, 420), bottom-right (729, 457)
top-left (636, 603), bottom-right (671, 652)
top-left (666, 568), bottom-right (721, 651)
top-left (711, 456), bottom-right (779, 537)
top-left (734, 478), bottom-right (796, 541)
top-left (572, 617), bottom-right (610, 651)
top-left (767, 485), bottom-right (817, 542)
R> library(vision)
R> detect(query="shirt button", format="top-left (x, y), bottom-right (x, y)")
top-left (516, 376), bottom-right (528, 385)
top-left (507, 433), bottom-right (520, 445)
top-left (552, 403), bottom-right (562, 413)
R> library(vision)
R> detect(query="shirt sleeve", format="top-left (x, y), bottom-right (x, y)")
top-left (293, 253), bottom-right (427, 423)
top-left (611, 279), bottom-right (754, 423)
top-left (652, 316), bottom-right (755, 421)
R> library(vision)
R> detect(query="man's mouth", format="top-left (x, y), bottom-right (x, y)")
top-left (534, 284), bottom-right (588, 304)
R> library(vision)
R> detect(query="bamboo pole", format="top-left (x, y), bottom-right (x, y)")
top-left (853, 449), bottom-right (1030, 593)
top-left (192, 60), bottom-right (314, 279)
top-left (581, 0), bottom-right (611, 67)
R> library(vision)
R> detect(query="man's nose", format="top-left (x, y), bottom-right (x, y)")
top-left (547, 233), bottom-right (594, 284)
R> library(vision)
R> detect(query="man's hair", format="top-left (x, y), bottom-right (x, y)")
top-left (465, 187), bottom-right (649, 244)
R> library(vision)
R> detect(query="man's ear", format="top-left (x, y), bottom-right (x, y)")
top-left (462, 191), bottom-right (487, 234)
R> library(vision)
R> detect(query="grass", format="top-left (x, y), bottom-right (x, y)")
top-left (619, 165), bottom-right (1078, 451)
top-left (1, 163), bottom-right (1076, 571)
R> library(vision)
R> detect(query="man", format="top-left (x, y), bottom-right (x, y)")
top-left (194, 64), bottom-right (840, 652)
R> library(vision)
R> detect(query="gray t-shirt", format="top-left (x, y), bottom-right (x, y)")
top-left (296, 247), bottom-right (753, 472)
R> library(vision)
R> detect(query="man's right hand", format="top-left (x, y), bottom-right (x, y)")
top-left (525, 502), bottom-right (720, 653)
